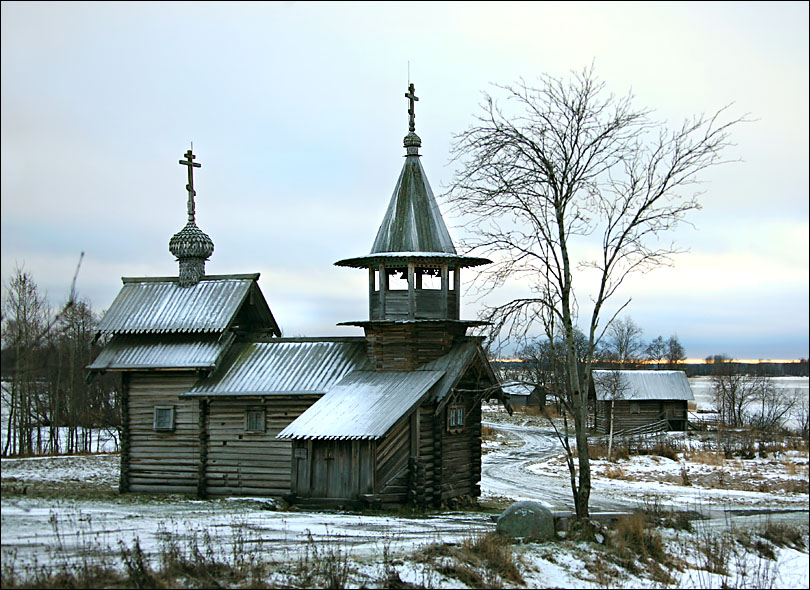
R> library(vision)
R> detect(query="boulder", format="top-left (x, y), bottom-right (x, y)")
top-left (495, 501), bottom-right (555, 541)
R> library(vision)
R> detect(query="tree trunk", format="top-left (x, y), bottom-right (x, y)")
top-left (608, 398), bottom-right (615, 461)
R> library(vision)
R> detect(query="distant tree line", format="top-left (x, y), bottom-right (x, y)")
top-left (1, 266), bottom-right (119, 456)
top-left (494, 315), bottom-right (808, 437)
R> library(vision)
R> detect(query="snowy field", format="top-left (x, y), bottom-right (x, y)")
top-left (1, 377), bottom-right (808, 587)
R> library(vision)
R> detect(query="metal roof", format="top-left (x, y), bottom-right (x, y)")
top-left (87, 333), bottom-right (232, 371)
top-left (372, 154), bottom-right (455, 255)
top-left (334, 252), bottom-right (491, 269)
top-left (592, 370), bottom-right (694, 401)
top-left (96, 274), bottom-right (277, 336)
top-left (501, 382), bottom-right (536, 397)
top-left (276, 370), bottom-right (444, 440)
top-left (419, 338), bottom-right (496, 406)
top-left (182, 338), bottom-right (371, 396)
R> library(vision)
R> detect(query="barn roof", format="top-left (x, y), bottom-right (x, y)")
top-left (592, 370), bottom-right (694, 401)
top-left (501, 382), bottom-right (536, 397)
top-left (96, 274), bottom-right (279, 337)
top-left (276, 370), bottom-right (445, 440)
top-left (88, 333), bottom-right (234, 371)
top-left (181, 338), bottom-right (371, 396)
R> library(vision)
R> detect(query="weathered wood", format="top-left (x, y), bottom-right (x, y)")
top-left (119, 373), bottom-right (131, 493)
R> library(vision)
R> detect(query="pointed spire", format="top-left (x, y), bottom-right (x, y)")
top-left (403, 83), bottom-right (422, 154)
top-left (169, 148), bottom-right (214, 286)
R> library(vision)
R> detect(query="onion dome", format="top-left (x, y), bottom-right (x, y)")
top-left (170, 149), bottom-right (214, 286)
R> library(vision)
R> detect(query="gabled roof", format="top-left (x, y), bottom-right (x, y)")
top-left (96, 274), bottom-right (279, 337)
top-left (592, 370), bottom-right (694, 402)
top-left (181, 338), bottom-right (371, 397)
top-left (276, 370), bottom-right (445, 440)
top-left (87, 333), bottom-right (234, 372)
top-left (501, 382), bottom-right (538, 397)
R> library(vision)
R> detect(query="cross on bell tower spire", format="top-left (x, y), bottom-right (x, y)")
top-left (405, 83), bottom-right (419, 133)
top-left (403, 83), bottom-right (422, 154)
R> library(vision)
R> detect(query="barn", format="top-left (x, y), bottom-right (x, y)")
top-left (89, 85), bottom-right (504, 507)
top-left (501, 382), bottom-right (545, 409)
top-left (591, 370), bottom-right (694, 433)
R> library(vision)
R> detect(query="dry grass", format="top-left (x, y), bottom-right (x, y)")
top-left (603, 464), bottom-right (627, 479)
top-left (684, 449), bottom-right (726, 465)
top-left (414, 532), bottom-right (523, 588)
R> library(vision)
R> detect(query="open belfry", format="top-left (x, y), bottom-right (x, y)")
top-left (89, 85), bottom-right (504, 507)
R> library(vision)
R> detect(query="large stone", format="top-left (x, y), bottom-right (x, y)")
top-left (495, 501), bottom-right (555, 541)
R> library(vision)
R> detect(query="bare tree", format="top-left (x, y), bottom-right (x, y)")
top-left (793, 395), bottom-right (809, 439)
top-left (1, 266), bottom-right (49, 456)
top-left (598, 316), bottom-right (644, 368)
top-left (645, 336), bottom-right (667, 369)
top-left (665, 335), bottom-right (686, 368)
top-left (748, 385), bottom-right (798, 432)
top-left (709, 355), bottom-right (769, 427)
top-left (446, 66), bottom-right (742, 518)
top-left (593, 369), bottom-right (630, 461)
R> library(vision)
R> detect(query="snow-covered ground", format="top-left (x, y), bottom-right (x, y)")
top-left (1, 379), bottom-right (808, 588)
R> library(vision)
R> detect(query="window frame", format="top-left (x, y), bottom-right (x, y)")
top-left (244, 407), bottom-right (266, 433)
top-left (153, 406), bottom-right (176, 432)
top-left (447, 404), bottom-right (465, 433)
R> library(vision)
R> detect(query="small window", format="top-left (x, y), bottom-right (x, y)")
top-left (245, 408), bottom-right (265, 432)
top-left (449, 268), bottom-right (457, 291)
top-left (447, 405), bottom-right (464, 432)
top-left (373, 268), bottom-right (380, 292)
top-left (153, 406), bottom-right (175, 431)
top-left (416, 267), bottom-right (441, 290)
top-left (630, 403), bottom-right (640, 415)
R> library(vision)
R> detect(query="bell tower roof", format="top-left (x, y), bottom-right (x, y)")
top-left (336, 84), bottom-right (489, 269)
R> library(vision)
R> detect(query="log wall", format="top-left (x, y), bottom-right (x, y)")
top-left (594, 400), bottom-right (687, 433)
top-left (205, 395), bottom-right (320, 497)
top-left (127, 372), bottom-right (200, 494)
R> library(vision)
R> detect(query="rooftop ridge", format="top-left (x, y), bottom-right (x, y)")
top-left (121, 273), bottom-right (260, 284)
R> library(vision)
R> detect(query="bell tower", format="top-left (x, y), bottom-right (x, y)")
top-left (336, 84), bottom-right (489, 370)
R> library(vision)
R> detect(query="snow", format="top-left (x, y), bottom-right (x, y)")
top-left (2, 381), bottom-right (808, 588)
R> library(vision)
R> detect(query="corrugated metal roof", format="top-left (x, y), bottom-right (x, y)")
top-left (96, 275), bottom-right (259, 335)
top-left (420, 339), bottom-right (497, 406)
top-left (501, 382), bottom-right (534, 397)
top-left (277, 370), bottom-right (444, 440)
top-left (592, 370), bottom-right (694, 401)
top-left (87, 333), bottom-right (232, 371)
top-left (182, 338), bottom-right (371, 396)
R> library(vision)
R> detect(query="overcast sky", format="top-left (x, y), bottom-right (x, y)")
top-left (2, 1), bottom-right (808, 360)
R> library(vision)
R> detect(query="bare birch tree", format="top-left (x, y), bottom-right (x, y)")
top-left (446, 66), bottom-right (742, 518)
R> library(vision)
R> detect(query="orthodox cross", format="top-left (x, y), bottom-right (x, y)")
top-left (405, 83), bottom-right (418, 133)
top-left (179, 149), bottom-right (201, 223)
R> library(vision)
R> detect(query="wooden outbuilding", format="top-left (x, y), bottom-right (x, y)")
top-left (501, 382), bottom-right (545, 408)
top-left (591, 370), bottom-right (694, 433)
top-left (89, 86), bottom-right (505, 507)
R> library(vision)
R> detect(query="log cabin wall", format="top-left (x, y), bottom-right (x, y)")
top-left (205, 395), bottom-right (320, 497)
top-left (439, 397), bottom-right (481, 502)
top-left (363, 322), bottom-right (468, 371)
top-left (126, 372), bottom-right (199, 494)
top-left (595, 399), bottom-right (686, 433)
